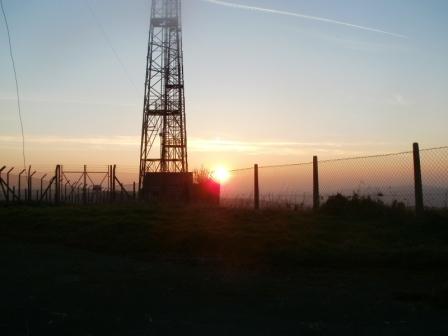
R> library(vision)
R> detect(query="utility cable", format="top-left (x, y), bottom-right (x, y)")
top-left (83, 0), bottom-right (140, 96)
top-left (230, 146), bottom-right (448, 172)
top-left (1, 0), bottom-right (26, 170)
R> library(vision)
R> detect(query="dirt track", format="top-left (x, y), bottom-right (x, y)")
top-left (1, 241), bottom-right (447, 335)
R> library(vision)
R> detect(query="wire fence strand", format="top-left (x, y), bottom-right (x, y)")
top-left (1, 145), bottom-right (447, 209)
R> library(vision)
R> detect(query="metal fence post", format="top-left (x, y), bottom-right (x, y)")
top-left (110, 165), bottom-right (114, 202)
top-left (313, 156), bottom-right (320, 210)
top-left (107, 165), bottom-right (111, 201)
top-left (254, 164), bottom-right (260, 210)
top-left (18, 169), bottom-right (25, 201)
top-left (413, 142), bottom-right (424, 216)
top-left (6, 167), bottom-right (14, 202)
top-left (83, 165), bottom-right (87, 204)
top-left (64, 182), bottom-right (69, 202)
top-left (40, 174), bottom-right (47, 200)
top-left (55, 165), bottom-right (61, 204)
top-left (28, 166), bottom-right (36, 202)
top-left (0, 166), bottom-right (5, 201)
top-left (113, 165), bottom-right (117, 202)
top-left (27, 166), bottom-right (31, 201)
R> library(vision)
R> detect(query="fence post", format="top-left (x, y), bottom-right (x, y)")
top-left (55, 165), bottom-right (61, 204)
top-left (0, 166), bottom-right (6, 201)
top-left (27, 166), bottom-right (31, 201)
top-left (83, 165), bottom-right (87, 204)
top-left (112, 165), bottom-right (116, 202)
top-left (18, 169), bottom-right (25, 201)
top-left (0, 166), bottom-right (8, 198)
top-left (254, 164), bottom-right (260, 210)
top-left (65, 182), bottom-right (68, 202)
top-left (313, 156), bottom-right (320, 210)
top-left (27, 167), bottom-right (36, 202)
top-left (107, 165), bottom-right (111, 201)
top-left (40, 174), bottom-right (47, 199)
top-left (6, 167), bottom-right (14, 202)
top-left (413, 142), bottom-right (424, 216)
top-left (133, 182), bottom-right (136, 200)
top-left (110, 165), bottom-right (113, 202)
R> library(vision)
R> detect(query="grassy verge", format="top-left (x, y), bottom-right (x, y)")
top-left (1, 203), bottom-right (447, 269)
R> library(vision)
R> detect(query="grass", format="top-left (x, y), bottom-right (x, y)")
top-left (2, 203), bottom-right (448, 334)
top-left (1, 202), bottom-right (448, 270)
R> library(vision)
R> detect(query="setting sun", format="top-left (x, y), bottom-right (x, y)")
top-left (212, 167), bottom-right (231, 184)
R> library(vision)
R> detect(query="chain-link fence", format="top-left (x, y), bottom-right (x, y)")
top-left (220, 168), bottom-right (254, 208)
top-left (2, 144), bottom-right (447, 209)
top-left (222, 144), bottom-right (448, 210)
top-left (0, 165), bottom-right (137, 204)
top-left (319, 151), bottom-right (415, 207)
top-left (420, 147), bottom-right (448, 208)
top-left (221, 163), bottom-right (315, 209)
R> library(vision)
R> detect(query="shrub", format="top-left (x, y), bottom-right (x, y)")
top-left (320, 193), bottom-right (408, 219)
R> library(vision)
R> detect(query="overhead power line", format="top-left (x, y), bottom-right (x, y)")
top-left (0, 0), bottom-right (26, 170)
top-left (83, 0), bottom-right (140, 96)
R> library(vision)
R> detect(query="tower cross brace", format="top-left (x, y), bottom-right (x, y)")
top-left (139, 0), bottom-right (188, 192)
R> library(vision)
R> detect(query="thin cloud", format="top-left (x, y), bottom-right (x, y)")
top-left (1, 135), bottom-right (395, 171)
top-left (0, 135), bottom-right (139, 147)
top-left (0, 135), bottom-right (388, 154)
top-left (0, 96), bottom-right (138, 108)
top-left (190, 138), bottom-right (345, 153)
top-left (202, 0), bottom-right (407, 39)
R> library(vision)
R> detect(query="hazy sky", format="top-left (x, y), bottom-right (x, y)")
top-left (1, 0), bottom-right (447, 172)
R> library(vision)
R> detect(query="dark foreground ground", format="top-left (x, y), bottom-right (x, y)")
top-left (1, 204), bottom-right (448, 335)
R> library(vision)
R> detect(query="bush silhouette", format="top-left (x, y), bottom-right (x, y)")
top-left (321, 193), bottom-right (407, 218)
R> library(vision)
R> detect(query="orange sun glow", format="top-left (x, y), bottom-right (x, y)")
top-left (212, 167), bottom-right (231, 184)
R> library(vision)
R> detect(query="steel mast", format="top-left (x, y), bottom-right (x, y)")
top-left (139, 0), bottom-right (188, 192)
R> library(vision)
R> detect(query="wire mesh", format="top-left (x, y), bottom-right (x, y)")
top-left (0, 171), bottom-right (54, 202)
top-left (220, 168), bottom-right (253, 208)
top-left (258, 163), bottom-right (313, 209)
top-left (420, 147), bottom-right (448, 208)
top-left (1, 146), bottom-right (447, 209)
top-left (0, 164), bottom-right (136, 204)
top-left (221, 146), bottom-right (448, 209)
top-left (319, 151), bottom-right (415, 206)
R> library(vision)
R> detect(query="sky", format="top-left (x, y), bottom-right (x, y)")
top-left (1, 0), bottom-right (448, 174)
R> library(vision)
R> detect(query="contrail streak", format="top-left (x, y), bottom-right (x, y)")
top-left (202, 0), bottom-right (407, 39)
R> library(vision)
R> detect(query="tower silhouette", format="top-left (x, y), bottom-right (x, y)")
top-left (139, 0), bottom-right (188, 193)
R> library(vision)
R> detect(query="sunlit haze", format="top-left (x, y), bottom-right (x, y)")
top-left (1, 0), bottom-right (448, 174)
top-left (212, 166), bottom-right (231, 184)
